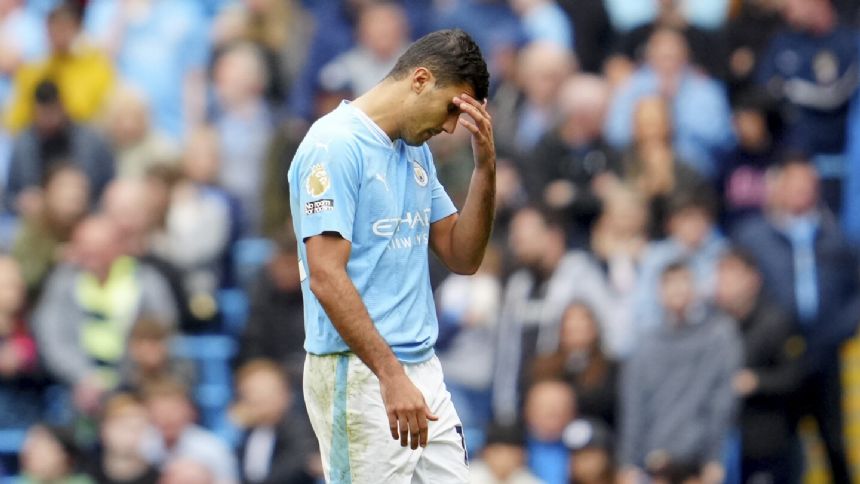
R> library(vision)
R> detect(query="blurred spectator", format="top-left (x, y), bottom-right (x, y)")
top-left (150, 128), bottom-right (233, 323)
top-left (723, 0), bottom-right (785, 97)
top-left (531, 302), bottom-right (618, 429)
top-left (4, 1), bottom-right (114, 133)
top-left (527, 74), bottom-right (621, 243)
top-left (319, 2), bottom-right (410, 99)
top-left (230, 359), bottom-right (318, 484)
top-left (211, 43), bottom-right (272, 234)
top-left (159, 457), bottom-right (215, 484)
top-left (714, 248), bottom-right (804, 484)
top-left (733, 156), bottom-right (859, 483)
top-left (210, 0), bottom-right (310, 108)
top-left (260, 126), bottom-right (303, 238)
top-left (493, 207), bottom-right (581, 423)
top-left (604, 0), bottom-right (730, 32)
top-left (510, 0), bottom-right (573, 49)
top-left (119, 318), bottom-right (195, 394)
top-left (562, 419), bottom-right (616, 484)
top-left (557, 0), bottom-right (611, 73)
top-left (87, 393), bottom-right (161, 484)
top-left (716, 90), bottom-right (781, 229)
top-left (33, 216), bottom-right (177, 415)
top-left (633, 190), bottom-right (726, 332)
top-left (141, 378), bottom-right (238, 484)
top-left (20, 424), bottom-right (93, 484)
top-left (0, 0), bottom-right (47, 107)
top-left (100, 176), bottom-right (193, 333)
top-left (435, 244), bottom-right (501, 435)
top-left (576, 186), bottom-right (649, 358)
top-left (100, 84), bottom-right (179, 179)
top-left (84, 0), bottom-right (210, 141)
top-left (0, 256), bottom-right (41, 428)
top-left (605, 27), bottom-right (734, 178)
top-left (621, 96), bottom-right (709, 238)
top-left (494, 41), bottom-right (575, 159)
top-left (6, 80), bottom-right (114, 213)
top-left (237, 230), bottom-right (304, 386)
top-left (612, 0), bottom-right (728, 79)
top-left (619, 261), bottom-right (739, 484)
top-left (758, 0), bottom-right (858, 213)
top-left (490, 159), bottom-right (528, 248)
top-left (11, 163), bottom-right (89, 297)
top-left (469, 422), bottom-right (542, 484)
top-left (523, 379), bottom-right (576, 484)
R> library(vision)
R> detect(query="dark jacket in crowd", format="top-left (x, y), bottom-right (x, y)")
top-left (733, 214), bottom-right (860, 368)
top-left (737, 297), bottom-right (805, 459)
top-left (237, 415), bottom-right (317, 484)
top-left (619, 305), bottom-right (740, 468)
top-left (6, 124), bottom-right (114, 210)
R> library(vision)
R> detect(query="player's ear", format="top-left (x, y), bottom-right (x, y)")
top-left (411, 67), bottom-right (434, 94)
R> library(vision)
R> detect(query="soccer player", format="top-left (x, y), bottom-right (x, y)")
top-left (288, 29), bottom-right (493, 483)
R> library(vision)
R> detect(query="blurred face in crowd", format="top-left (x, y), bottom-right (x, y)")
top-left (715, 255), bottom-right (761, 313)
top-left (667, 207), bottom-right (712, 249)
top-left (44, 166), bottom-right (89, 230)
top-left (214, 44), bottom-right (266, 108)
top-left (525, 381), bottom-right (576, 442)
top-left (778, 162), bottom-right (819, 216)
top-left (783, 0), bottom-right (830, 30)
top-left (21, 426), bottom-right (72, 481)
top-left (518, 41), bottom-right (574, 108)
top-left (236, 367), bottom-right (291, 427)
top-left (660, 267), bottom-right (695, 317)
top-left (558, 75), bottom-right (610, 144)
top-left (570, 448), bottom-right (614, 484)
top-left (71, 218), bottom-right (124, 281)
top-left (47, 9), bottom-right (79, 54)
top-left (0, 257), bottom-right (24, 325)
top-left (560, 304), bottom-right (599, 354)
top-left (482, 443), bottom-right (526, 481)
top-left (358, 3), bottom-right (409, 59)
top-left (105, 88), bottom-right (151, 147)
top-left (646, 29), bottom-right (689, 80)
top-left (733, 109), bottom-right (769, 149)
top-left (102, 179), bottom-right (152, 253)
top-left (183, 128), bottom-right (221, 184)
top-left (129, 336), bottom-right (169, 374)
top-left (633, 97), bottom-right (672, 145)
top-left (508, 208), bottom-right (550, 268)
top-left (102, 400), bottom-right (150, 457)
top-left (34, 101), bottom-right (67, 137)
top-left (147, 393), bottom-right (195, 446)
top-left (159, 458), bottom-right (214, 484)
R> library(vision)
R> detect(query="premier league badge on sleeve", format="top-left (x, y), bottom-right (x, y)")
top-left (306, 163), bottom-right (331, 197)
top-left (412, 161), bottom-right (428, 187)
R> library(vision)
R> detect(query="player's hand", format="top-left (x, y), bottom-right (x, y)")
top-left (453, 94), bottom-right (495, 171)
top-left (379, 371), bottom-right (438, 449)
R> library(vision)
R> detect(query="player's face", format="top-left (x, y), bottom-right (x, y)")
top-left (402, 79), bottom-right (475, 146)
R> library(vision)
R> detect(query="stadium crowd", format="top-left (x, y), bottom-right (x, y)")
top-left (0, 0), bottom-right (860, 483)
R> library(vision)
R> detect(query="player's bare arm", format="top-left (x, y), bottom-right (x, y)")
top-left (305, 233), bottom-right (438, 450)
top-left (430, 93), bottom-right (495, 274)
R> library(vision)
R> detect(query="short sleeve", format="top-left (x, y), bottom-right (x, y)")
top-left (293, 137), bottom-right (361, 242)
top-left (425, 148), bottom-right (457, 223)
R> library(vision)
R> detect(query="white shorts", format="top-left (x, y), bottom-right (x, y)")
top-left (303, 353), bottom-right (469, 484)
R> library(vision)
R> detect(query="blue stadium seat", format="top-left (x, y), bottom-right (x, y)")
top-left (218, 288), bottom-right (249, 336)
top-left (0, 430), bottom-right (26, 456)
top-left (232, 237), bottom-right (274, 289)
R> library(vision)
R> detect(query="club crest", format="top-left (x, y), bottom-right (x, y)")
top-left (412, 161), bottom-right (428, 187)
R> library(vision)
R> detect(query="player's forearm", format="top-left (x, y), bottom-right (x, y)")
top-left (309, 268), bottom-right (404, 380)
top-left (449, 165), bottom-right (495, 273)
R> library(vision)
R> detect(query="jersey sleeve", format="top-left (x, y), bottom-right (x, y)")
top-left (293, 137), bottom-right (361, 242)
top-left (425, 147), bottom-right (458, 223)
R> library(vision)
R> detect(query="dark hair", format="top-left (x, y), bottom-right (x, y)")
top-left (34, 79), bottom-right (61, 105)
top-left (666, 188), bottom-right (717, 219)
top-left (387, 29), bottom-right (489, 101)
top-left (484, 422), bottom-right (526, 447)
top-left (661, 259), bottom-right (690, 279)
top-left (48, 0), bottom-right (84, 23)
top-left (721, 246), bottom-right (761, 273)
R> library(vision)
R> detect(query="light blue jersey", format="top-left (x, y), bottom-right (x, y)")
top-left (288, 102), bottom-right (458, 363)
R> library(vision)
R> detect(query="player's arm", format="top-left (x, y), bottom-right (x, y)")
top-left (305, 232), bottom-right (438, 449)
top-left (430, 94), bottom-right (495, 275)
